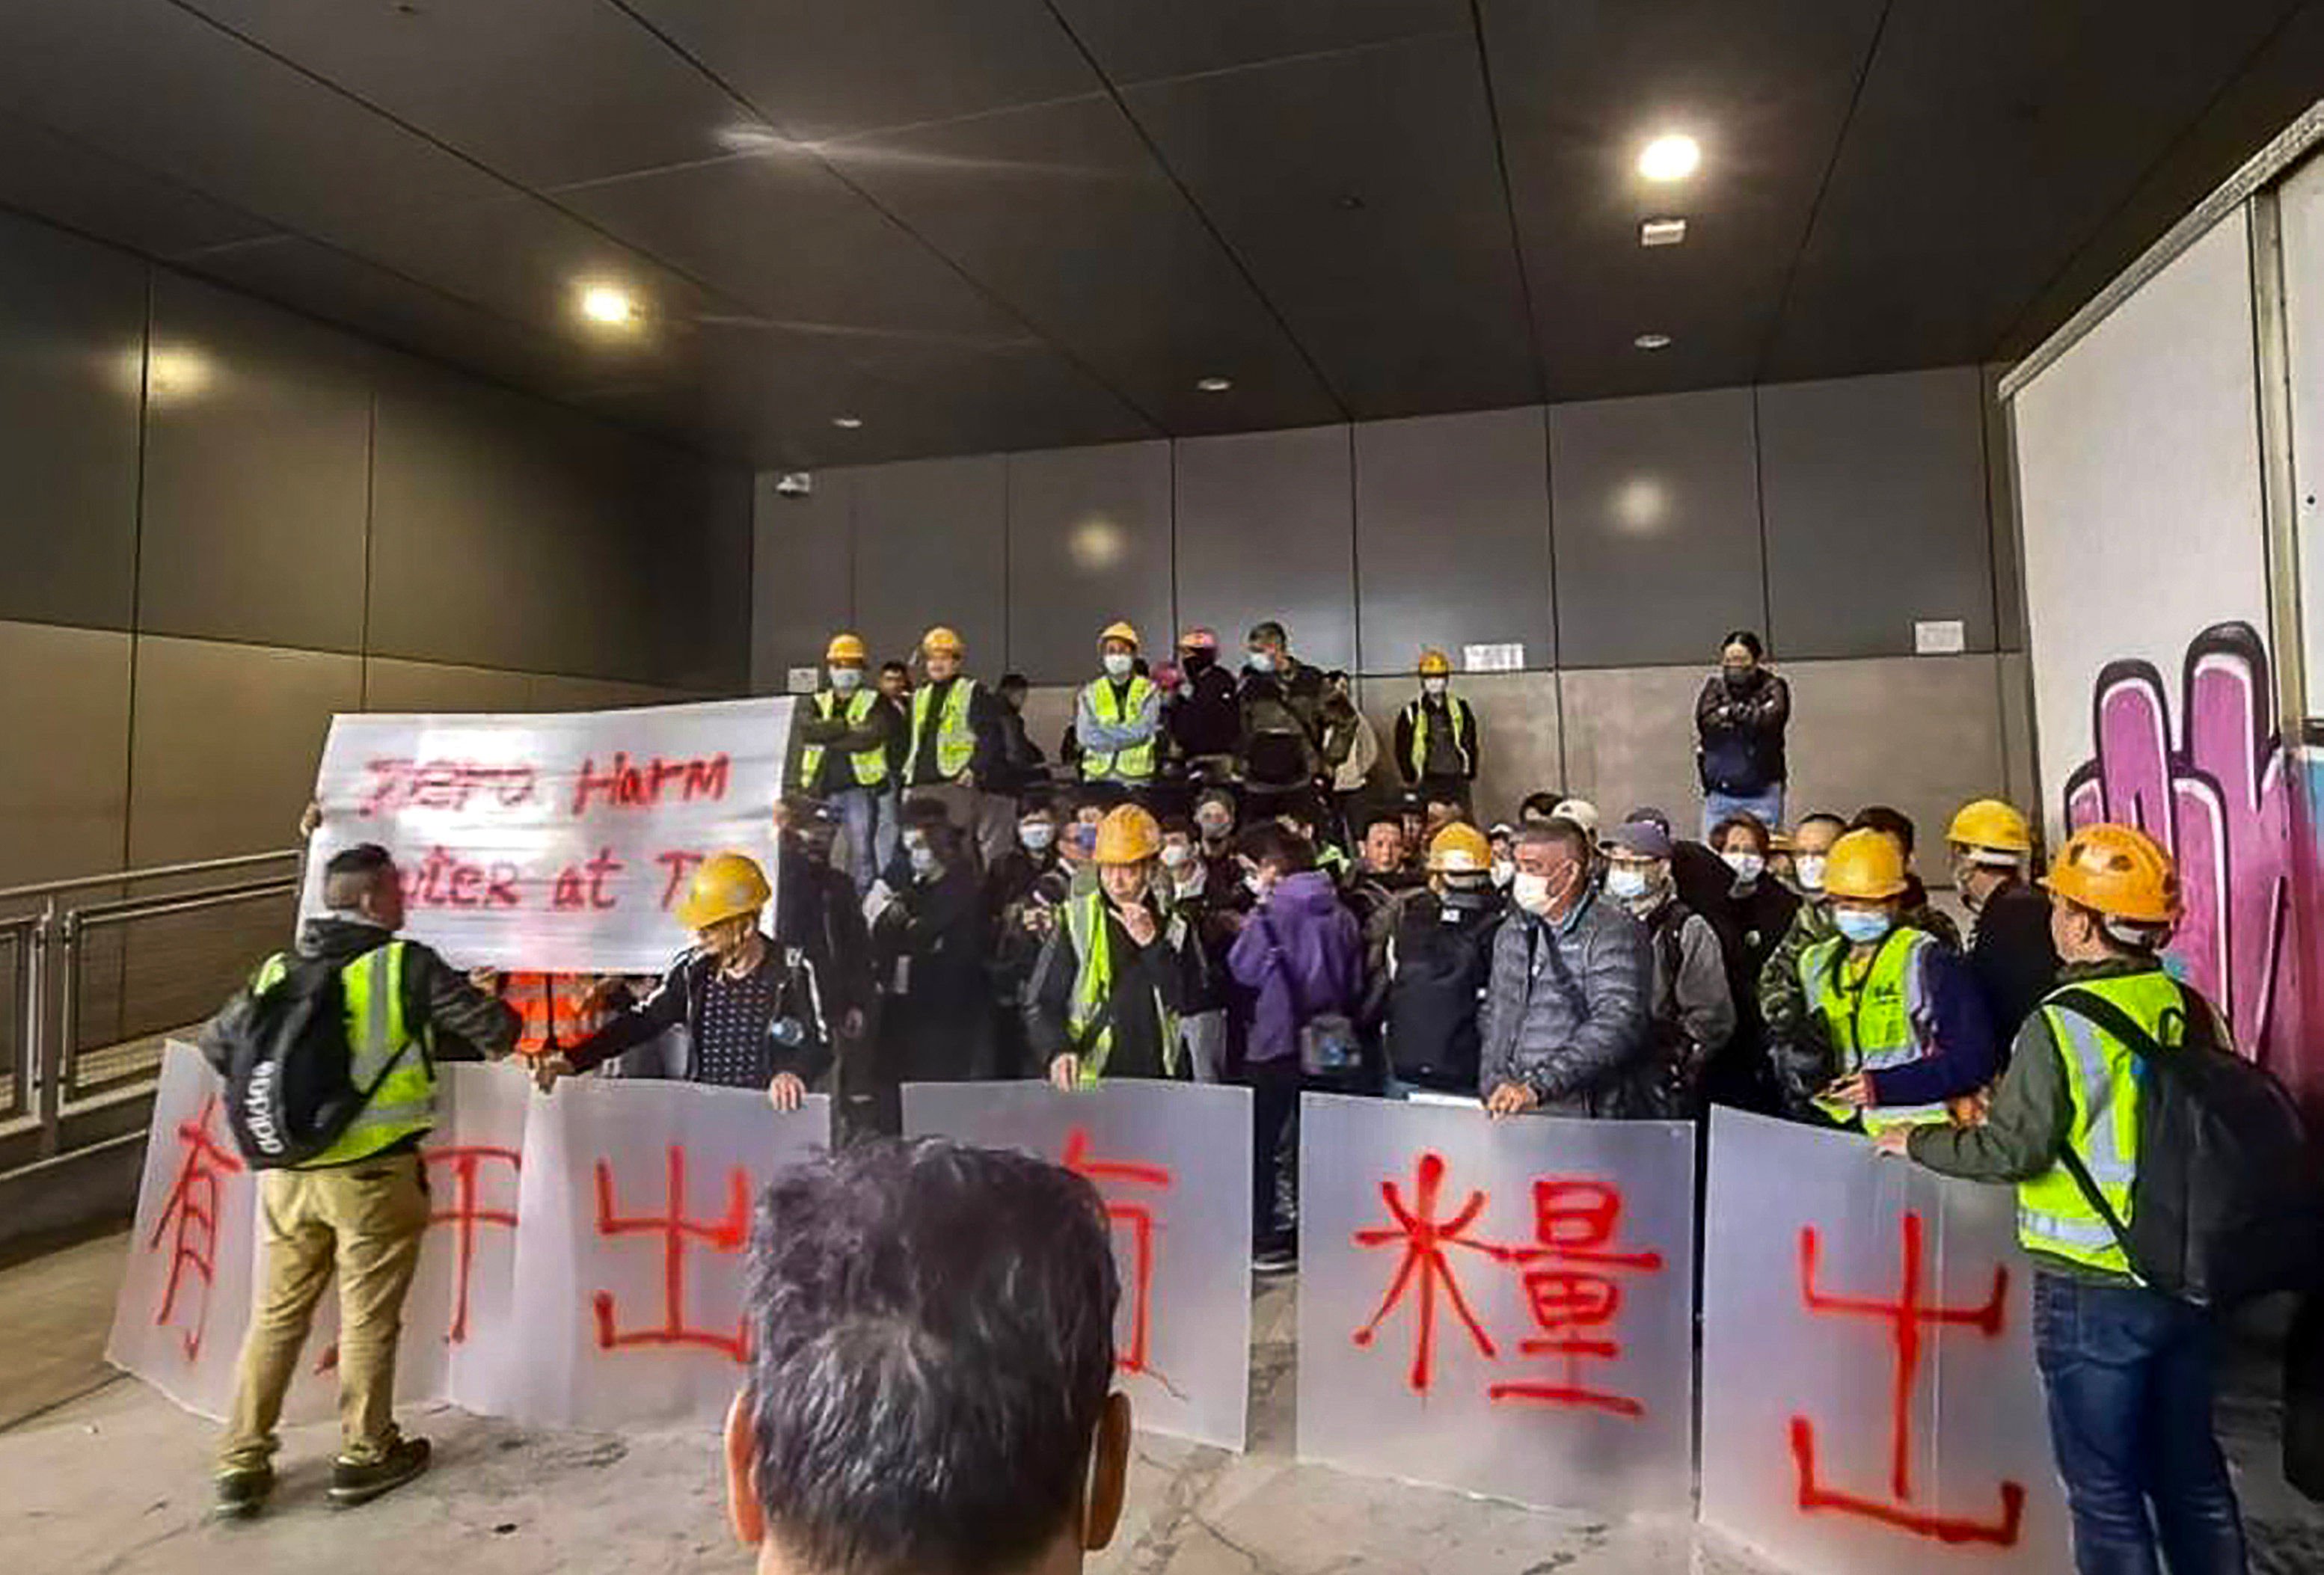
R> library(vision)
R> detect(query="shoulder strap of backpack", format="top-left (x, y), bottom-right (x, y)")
top-left (2042, 985), bottom-right (2170, 1270)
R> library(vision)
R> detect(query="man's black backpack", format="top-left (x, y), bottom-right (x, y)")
top-left (2049, 983), bottom-right (2323, 1308)
top-left (209, 952), bottom-right (410, 1170)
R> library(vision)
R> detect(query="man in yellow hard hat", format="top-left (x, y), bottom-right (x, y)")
top-left (1076, 621), bottom-right (1162, 793)
top-left (1025, 804), bottom-right (1204, 1089)
top-left (1378, 822), bottom-right (1507, 1096)
top-left (1877, 824), bottom-right (2248, 1573)
top-left (1394, 648), bottom-right (1480, 814)
top-left (904, 624), bottom-right (1012, 867)
top-left (1946, 797), bottom-right (2058, 1042)
top-left (534, 851), bottom-right (830, 1107)
top-left (786, 631), bottom-right (901, 894)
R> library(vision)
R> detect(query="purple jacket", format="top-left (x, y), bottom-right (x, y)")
top-left (1227, 871), bottom-right (1362, 1063)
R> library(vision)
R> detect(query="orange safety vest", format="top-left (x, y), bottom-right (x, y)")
top-left (507, 971), bottom-right (622, 1059)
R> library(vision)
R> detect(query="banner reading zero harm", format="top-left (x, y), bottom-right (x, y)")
top-left (298, 696), bottom-right (794, 974)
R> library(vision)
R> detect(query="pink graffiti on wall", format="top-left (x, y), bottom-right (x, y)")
top-left (2062, 622), bottom-right (2314, 1102)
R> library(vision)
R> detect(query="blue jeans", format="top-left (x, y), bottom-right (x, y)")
top-left (1702, 785), bottom-right (1784, 841)
top-left (2032, 1274), bottom-right (2247, 1575)
top-left (832, 785), bottom-right (896, 897)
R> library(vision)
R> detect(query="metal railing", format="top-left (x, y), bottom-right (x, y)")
top-left (0, 850), bottom-right (301, 1164)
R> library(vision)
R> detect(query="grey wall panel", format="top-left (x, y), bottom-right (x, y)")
top-left (1784, 654), bottom-right (2004, 873)
top-left (138, 273), bottom-right (372, 652)
top-left (527, 673), bottom-right (701, 711)
top-left (0, 212), bottom-right (144, 629)
top-left (1356, 669), bottom-right (1562, 826)
top-left (1759, 366), bottom-right (1995, 660)
top-left (1549, 389), bottom-right (1765, 669)
top-left (1998, 650), bottom-right (2038, 819)
top-left (1174, 425), bottom-right (1356, 672)
top-left (1983, 363), bottom-right (2027, 654)
top-left (1556, 666), bottom-right (1712, 835)
top-left (1005, 440), bottom-right (1174, 686)
top-left (752, 467), bottom-right (854, 693)
top-left (1356, 407), bottom-right (1552, 676)
top-left (127, 635), bottom-right (362, 865)
top-left (361, 656), bottom-right (536, 713)
top-left (635, 453), bottom-right (752, 696)
top-left (852, 455), bottom-right (1008, 673)
top-left (0, 621), bottom-right (131, 887)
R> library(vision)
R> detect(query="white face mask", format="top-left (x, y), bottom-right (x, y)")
top-left (1795, 854), bottom-right (1828, 894)
top-left (1605, 866), bottom-right (1652, 901)
top-left (1423, 676), bottom-right (1448, 696)
top-left (829, 666), bottom-right (863, 693)
top-left (1102, 651), bottom-right (1135, 679)
top-left (1723, 851), bottom-right (1765, 884)
top-left (1490, 859), bottom-right (1515, 889)
top-left (1512, 871), bottom-right (1554, 915)
top-left (908, 846), bottom-right (938, 878)
top-left (1019, 822), bottom-right (1055, 852)
top-left (1247, 650), bottom-right (1276, 675)
top-left (1196, 811), bottom-right (1231, 839)
top-left (1159, 843), bottom-right (1190, 869)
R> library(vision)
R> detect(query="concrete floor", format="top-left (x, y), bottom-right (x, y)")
top-left (4, 1230), bottom-right (2319, 1575)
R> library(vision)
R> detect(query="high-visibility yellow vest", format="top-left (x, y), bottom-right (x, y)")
top-left (1080, 675), bottom-right (1157, 782)
top-left (906, 677), bottom-right (978, 781)
top-left (1063, 890), bottom-right (1183, 1085)
top-left (798, 689), bottom-right (890, 789)
top-left (254, 942), bottom-right (436, 1168)
top-left (1401, 696), bottom-right (1474, 780)
top-left (2014, 968), bottom-right (2182, 1275)
top-left (1803, 927), bottom-right (1949, 1133)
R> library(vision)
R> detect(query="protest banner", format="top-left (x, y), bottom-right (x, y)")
top-left (1296, 1094), bottom-right (1696, 1515)
top-left (299, 696), bottom-right (793, 973)
top-left (902, 1080), bottom-right (1254, 1451)
top-left (1699, 1108), bottom-right (2071, 1573)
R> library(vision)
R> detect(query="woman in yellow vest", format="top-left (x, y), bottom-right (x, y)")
top-left (1025, 805), bottom-right (1204, 1089)
top-left (1076, 621), bottom-right (1162, 791)
top-left (1805, 829), bottom-right (1999, 1132)
top-left (785, 631), bottom-right (900, 895)
top-left (1878, 824), bottom-right (2248, 1575)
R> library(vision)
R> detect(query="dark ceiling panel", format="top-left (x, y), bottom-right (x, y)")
top-left (1052, 0), bottom-right (1467, 87)
top-left (827, 94), bottom-right (1341, 434)
top-left (1763, 0), bottom-right (2302, 380)
top-left (179, 0), bottom-right (749, 188)
top-left (624, 0), bottom-right (1097, 144)
top-left (0, 108), bottom-right (275, 258)
top-left (1120, 31), bottom-right (1537, 417)
top-left (1481, 0), bottom-right (1885, 399)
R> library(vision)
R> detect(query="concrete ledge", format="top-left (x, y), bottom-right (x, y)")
top-left (0, 1130), bottom-right (144, 1253)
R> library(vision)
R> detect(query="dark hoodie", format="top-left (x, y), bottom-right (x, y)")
top-left (1168, 649), bottom-right (1242, 759)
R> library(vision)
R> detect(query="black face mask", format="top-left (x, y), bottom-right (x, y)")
top-left (1723, 666), bottom-right (1754, 692)
top-left (1180, 649), bottom-right (1213, 675)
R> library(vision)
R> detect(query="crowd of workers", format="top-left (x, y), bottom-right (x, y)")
top-left (199, 614), bottom-right (2269, 1575)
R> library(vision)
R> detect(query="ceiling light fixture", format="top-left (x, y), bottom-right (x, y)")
top-left (1634, 333), bottom-right (1673, 351)
top-left (579, 284), bottom-right (638, 326)
top-left (832, 415), bottom-right (863, 429)
top-left (1197, 376), bottom-right (1232, 392)
top-left (1640, 217), bottom-right (1687, 248)
top-left (1637, 133), bottom-right (1700, 182)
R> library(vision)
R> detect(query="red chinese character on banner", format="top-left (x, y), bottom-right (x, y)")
top-left (1061, 1128), bottom-right (1174, 1377)
top-left (1788, 1212), bottom-right (2026, 1547)
top-left (423, 1143), bottom-right (521, 1344)
top-left (1486, 1178), bottom-right (1664, 1418)
top-left (1351, 1151), bottom-right (1503, 1392)
top-left (591, 1146), bottom-right (750, 1363)
top-left (148, 1093), bottom-right (245, 1360)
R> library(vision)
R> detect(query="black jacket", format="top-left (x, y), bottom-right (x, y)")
top-left (1385, 888), bottom-right (1504, 1092)
top-left (905, 675), bottom-right (1006, 788)
top-left (785, 688), bottom-right (898, 798)
top-left (203, 917), bottom-right (521, 1072)
top-left (1393, 695), bottom-right (1481, 785)
top-left (772, 839), bottom-right (875, 1026)
top-left (1969, 876), bottom-right (2060, 1049)
top-left (1168, 654), bottom-right (1241, 759)
top-left (1023, 895), bottom-right (1206, 1079)
top-left (563, 938), bottom-right (835, 1089)
top-left (989, 701), bottom-right (1046, 796)
top-left (873, 862), bottom-right (991, 1080)
top-left (1695, 669), bottom-right (1791, 793)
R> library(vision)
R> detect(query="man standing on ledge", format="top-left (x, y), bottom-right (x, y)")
top-left (1076, 621), bottom-right (1162, 795)
top-left (1694, 630), bottom-right (1791, 841)
top-left (1394, 648), bottom-right (1480, 815)
top-left (785, 630), bottom-right (897, 894)
top-left (904, 624), bottom-right (1011, 866)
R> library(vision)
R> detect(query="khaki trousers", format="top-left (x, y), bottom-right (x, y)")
top-left (218, 1150), bottom-right (427, 1473)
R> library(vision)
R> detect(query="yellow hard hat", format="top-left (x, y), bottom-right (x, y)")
top-left (2043, 823), bottom-right (2180, 924)
top-left (1099, 620), bottom-right (1141, 651)
top-left (1417, 648), bottom-right (1452, 676)
top-left (1822, 829), bottom-right (1909, 900)
top-left (922, 625), bottom-right (966, 657)
top-left (825, 631), bottom-right (868, 665)
top-left (1426, 821), bottom-right (1491, 873)
top-left (1093, 803), bottom-right (1162, 865)
top-left (1947, 798), bottom-right (2032, 857)
top-left (674, 851), bottom-right (770, 931)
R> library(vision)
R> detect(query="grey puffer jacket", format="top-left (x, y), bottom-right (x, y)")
top-left (1477, 891), bottom-right (1655, 1117)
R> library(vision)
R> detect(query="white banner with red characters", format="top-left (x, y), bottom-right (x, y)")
top-left (1294, 1093), bottom-right (1697, 1516)
top-left (1699, 1108), bottom-right (2071, 1574)
top-left (901, 1079), bottom-right (1255, 1452)
top-left (108, 1043), bottom-right (827, 1432)
top-left (298, 696), bottom-right (792, 974)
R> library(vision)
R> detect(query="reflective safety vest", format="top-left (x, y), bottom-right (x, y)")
top-left (1063, 889), bottom-right (1183, 1085)
top-left (906, 677), bottom-right (979, 782)
top-left (799, 689), bottom-right (891, 790)
top-left (1401, 696), bottom-right (1474, 780)
top-left (1080, 675), bottom-right (1157, 782)
top-left (1803, 926), bottom-right (1948, 1133)
top-left (254, 942), bottom-right (436, 1168)
top-left (2015, 968), bottom-right (2181, 1275)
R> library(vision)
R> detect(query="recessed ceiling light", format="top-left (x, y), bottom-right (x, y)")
top-left (1634, 333), bottom-right (1673, 351)
top-left (1640, 217), bottom-right (1687, 248)
top-left (832, 415), bottom-right (863, 429)
top-left (1637, 134), bottom-right (1700, 182)
top-left (1334, 193), bottom-right (1366, 211)
top-left (1197, 376), bottom-right (1233, 392)
top-left (579, 284), bottom-right (637, 326)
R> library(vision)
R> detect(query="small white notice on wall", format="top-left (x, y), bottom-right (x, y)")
top-left (786, 666), bottom-right (821, 694)
top-left (1462, 642), bottom-right (1524, 672)
top-left (1913, 619), bottom-right (1966, 655)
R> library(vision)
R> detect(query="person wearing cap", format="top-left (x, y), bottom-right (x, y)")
top-left (1396, 790), bottom-right (1430, 868)
top-left (1604, 819), bottom-right (1735, 1117)
top-left (1551, 797), bottom-right (1606, 885)
top-left (1076, 622), bottom-right (1163, 792)
top-left (786, 631), bottom-right (901, 894)
top-left (535, 852), bottom-right (832, 1105)
top-left (1236, 619), bottom-right (1326, 825)
top-left (1486, 821), bottom-right (1516, 893)
top-left (1377, 822), bottom-right (1507, 1096)
top-left (1791, 829), bottom-right (1997, 1131)
top-left (904, 624), bottom-right (1012, 867)
top-left (1394, 649), bottom-right (1480, 814)
top-left (1947, 797), bottom-right (2058, 1043)
top-left (1877, 825), bottom-right (2249, 1574)
top-left (1026, 805), bottom-right (1205, 1089)
top-left (1165, 626), bottom-right (1241, 787)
